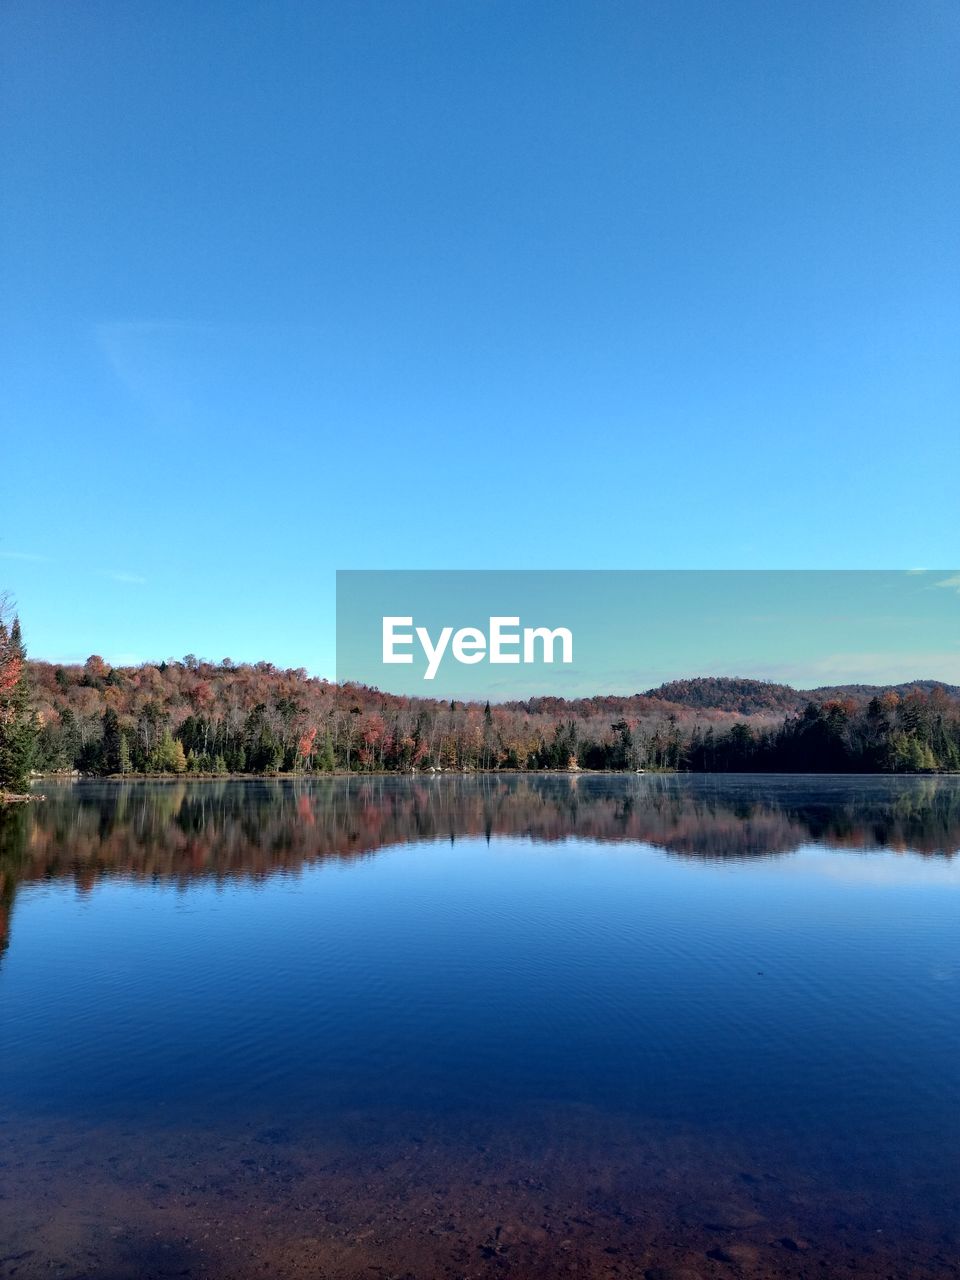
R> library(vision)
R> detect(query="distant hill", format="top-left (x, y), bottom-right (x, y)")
top-left (811, 679), bottom-right (960, 701)
top-left (644, 675), bottom-right (960, 717)
top-left (643, 677), bottom-right (804, 717)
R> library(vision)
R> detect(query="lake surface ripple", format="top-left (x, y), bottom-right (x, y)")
top-left (1, 775), bottom-right (958, 1278)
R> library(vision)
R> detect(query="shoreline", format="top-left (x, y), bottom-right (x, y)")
top-left (0, 790), bottom-right (43, 806)
top-left (24, 767), bottom-right (960, 787)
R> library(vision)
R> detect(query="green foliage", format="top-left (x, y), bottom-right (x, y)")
top-left (0, 618), bottom-right (36, 794)
top-left (16, 647), bottom-right (960, 780)
top-left (101, 708), bottom-right (124, 775)
top-left (150, 730), bottom-right (187, 774)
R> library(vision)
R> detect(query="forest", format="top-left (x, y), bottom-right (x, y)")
top-left (2, 609), bottom-right (960, 790)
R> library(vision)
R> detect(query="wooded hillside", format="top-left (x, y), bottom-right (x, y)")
top-left (20, 653), bottom-right (960, 776)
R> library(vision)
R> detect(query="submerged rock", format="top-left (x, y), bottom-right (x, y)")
top-left (685, 1200), bottom-right (766, 1231)
top-left (707, 1242), bottom-right (762, 1267)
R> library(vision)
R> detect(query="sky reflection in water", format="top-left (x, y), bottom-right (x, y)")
top-left (1, 775), bottom-right (958, 1279)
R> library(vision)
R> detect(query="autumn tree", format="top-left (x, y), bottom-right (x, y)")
top-left (297, 726), bottom-right (317, 772)
top-left (150, 730), bottom-right (187, 773)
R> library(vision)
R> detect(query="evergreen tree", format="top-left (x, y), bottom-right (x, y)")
top-left (0, 617), bottom-right (35, 794)
top-left (101, 708), bottom-right (124, 775)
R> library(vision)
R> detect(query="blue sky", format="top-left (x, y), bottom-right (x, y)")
top-left (1, 1), bottom-right (958, 678)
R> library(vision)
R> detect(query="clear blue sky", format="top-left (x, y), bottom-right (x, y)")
top-left (1, 1), bottom-right (957, 677)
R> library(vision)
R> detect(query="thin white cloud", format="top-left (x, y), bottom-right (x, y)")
top-left (1, 552), bottom-right (147, 585)
top-left (93, 320), bottom-right (208, 422)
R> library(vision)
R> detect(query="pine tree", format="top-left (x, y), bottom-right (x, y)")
top-left (0, 617), bottom-right (35, 794)
top-left (101, 708), bottom-right (123, 775)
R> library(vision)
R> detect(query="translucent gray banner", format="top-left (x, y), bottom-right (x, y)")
top-left (336, 570), bottom-right (960, 699)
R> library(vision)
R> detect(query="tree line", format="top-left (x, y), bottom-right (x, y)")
top-left (3, 618), bottom-right (960, 792)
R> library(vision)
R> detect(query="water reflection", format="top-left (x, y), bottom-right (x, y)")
top-left (2, 776), bottom-right (959, 1278)
top-left (11, 773), bottom-right (960, 884)
top-left (4, 773), bottom-right (958, 958)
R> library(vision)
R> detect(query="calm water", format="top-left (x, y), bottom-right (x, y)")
top-left (1, 775), bottom-right (958, 1279)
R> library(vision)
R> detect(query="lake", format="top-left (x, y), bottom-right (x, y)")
top-left (1, 775), bottom-right (958, 1279)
